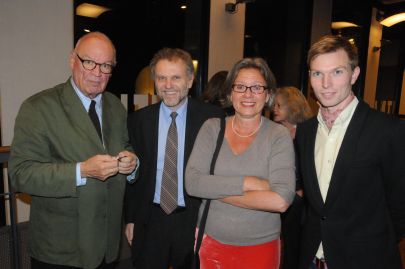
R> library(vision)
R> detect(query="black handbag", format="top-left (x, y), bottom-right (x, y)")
top-left (192, 116), bottom-right (226, 269)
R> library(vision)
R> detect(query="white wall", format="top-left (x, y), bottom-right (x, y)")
top-left (0, 0), bottom-right (73, 222)
top-left (208, 0), bottom-right (245, 79)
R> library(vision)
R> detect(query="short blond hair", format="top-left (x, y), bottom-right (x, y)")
top-left (273, 86), bottom-right (313, 124)
top-left (308, 35), bottom-right (358, 70)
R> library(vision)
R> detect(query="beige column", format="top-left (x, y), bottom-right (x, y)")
top-left (363, 8), bottom-right (383, 108)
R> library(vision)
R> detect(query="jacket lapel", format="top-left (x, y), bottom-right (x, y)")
top-left (324, 102), bottom-right (369, 209)
top-left (304, 118), bottom-right (325, 211)
top-left (149, 103), bottom-right (161, 195)
top-left (61, 80), bottom-right (104, 150)
top-left (61, 79), bottom-right (104, 150)
top-left (151, 103), bottom-right (160, 171)
top-left (101, 95), bottom-right (115, 152)
top-left (184, 98), bottom-right (199, 166)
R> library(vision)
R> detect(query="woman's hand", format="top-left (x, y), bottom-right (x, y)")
top-left (243, 176), bottom-right (270, 191)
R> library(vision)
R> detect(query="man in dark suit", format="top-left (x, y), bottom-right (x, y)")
top-left (9, 32), bottom-right (137, 269)
top-left (296, 35), bottom-right (405, 269)
top-left (124, 48), bottom-right (224, 269)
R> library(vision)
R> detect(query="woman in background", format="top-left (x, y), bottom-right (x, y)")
top-left (186, 58), bottom-right (295, 269)
top-left (201, 70), bottom-right (234, 115)
top-left (272, 86), bottom-right (313, 139)
top-left (272, 86), bottom-right (313, 269)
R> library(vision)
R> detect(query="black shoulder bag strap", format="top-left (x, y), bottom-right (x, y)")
top-left (194, 116), bottom-right (226, 265)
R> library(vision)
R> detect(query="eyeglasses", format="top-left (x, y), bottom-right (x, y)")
top-left (232, 84), bottom-right (267, 94)
top-left (75, 53), bottom-right (115, 74)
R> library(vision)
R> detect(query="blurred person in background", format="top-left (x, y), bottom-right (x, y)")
top-left (201, 70), bottom-right (234, 116)
top-left (272, 86), bottom-right (313, 269)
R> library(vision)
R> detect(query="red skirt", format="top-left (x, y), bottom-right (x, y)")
top-left (199, 235), bottom-right (280, 269)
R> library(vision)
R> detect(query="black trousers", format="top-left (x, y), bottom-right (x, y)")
top-left (134, 204), bottom-right (195, 269)
top-left (31, 257), bottom-right (115, 269)
top-left (310, 258), bottom-right (328, 269)
top-left (280, 194), bottom-right (305, 269)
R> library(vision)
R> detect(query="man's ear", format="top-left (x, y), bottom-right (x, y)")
top-left (351, 66), bottom-right (360, 85)
top-left (187, 74), bottom-right (194, 89)
top-left (69, 51), bottom-right (75, 70)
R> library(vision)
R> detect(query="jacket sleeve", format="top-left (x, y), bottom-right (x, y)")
top-left (385, 120), bottom-right (405, 240)
top-left (9, 100), bottom-right (77, 198)
top-left (124, 111), bottom-right (144, 223)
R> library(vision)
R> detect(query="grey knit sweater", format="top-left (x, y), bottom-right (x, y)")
top-left (186, 117), bottom-right (295, 246)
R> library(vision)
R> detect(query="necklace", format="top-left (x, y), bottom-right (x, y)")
top-left (231, 116), bottom-right (262, 138)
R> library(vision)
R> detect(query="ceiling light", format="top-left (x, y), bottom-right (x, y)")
top-left (180, 5), bottom-right (187, 9)
top-left (76, 3), bottom-right (110, 18)
top-left (192, 60), bottom-right (198, 74)
top-left (380, 12), bottom-right (405, 27)
top-left (331, 21), bottom-right (359, 30)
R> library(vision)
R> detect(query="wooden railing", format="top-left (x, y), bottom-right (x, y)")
top-left (0, 145), bottom-right (21, 269)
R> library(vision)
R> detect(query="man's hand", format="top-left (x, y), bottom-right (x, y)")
top-left (80, 155), bottom-right (119, 181)
top-left (125, 223), bottom-right (134, 246)
top-left (116, 150), bottom-right (137, 175)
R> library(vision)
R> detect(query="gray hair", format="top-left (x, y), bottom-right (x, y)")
top-left (223, 57), bottom-right (277, 106)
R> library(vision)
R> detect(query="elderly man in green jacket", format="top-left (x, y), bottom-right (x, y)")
top-left (9, 32), bottom-right (137, 269)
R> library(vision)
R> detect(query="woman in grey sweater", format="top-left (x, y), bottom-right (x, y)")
top-left (186, 58), bottom-right (295, 269)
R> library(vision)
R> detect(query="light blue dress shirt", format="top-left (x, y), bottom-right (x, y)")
top-left (70, 78), bottom-right (138, 186)
top-left (153, 99), bottom-right (188, 206)
top-left (71, 79), bottom-right (102, 186)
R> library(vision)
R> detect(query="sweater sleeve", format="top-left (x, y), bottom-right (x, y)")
top-left (185, 118), bottom-right (244, 199)
top-left (266, 124), bottom-right (296, 205)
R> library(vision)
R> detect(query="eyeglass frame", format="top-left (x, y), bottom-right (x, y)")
top-left (74, 52), bottom-right (115, 74)
top-left (232, 84), bottom-right (268, 94)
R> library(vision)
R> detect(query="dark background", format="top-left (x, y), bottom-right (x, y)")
top-left (73, 0), bottom-right (404, 112)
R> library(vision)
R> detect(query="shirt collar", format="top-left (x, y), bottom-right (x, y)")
top-left (317, 97), bottom-right (359, 129)
top-left (160, 98), bottom-right (188, 121)
top-left (70, 78), bottom-right (102, 111)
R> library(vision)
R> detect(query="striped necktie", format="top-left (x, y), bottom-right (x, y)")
top-left (160, 112), bottom-right (178, 214)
